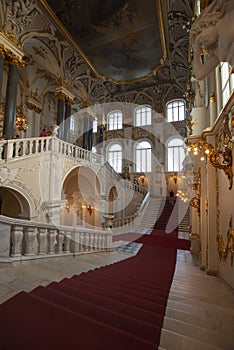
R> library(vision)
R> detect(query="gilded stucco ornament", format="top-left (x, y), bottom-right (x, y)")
top-left (187, 113), bottom-right (233, 189)
top-left (190, 0), bottom-right (234, 80)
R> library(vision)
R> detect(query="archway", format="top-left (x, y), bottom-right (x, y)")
top-left (61, 166), bottom-right (101, 228)
top-left (0, 187), bottom-right (30, 219)
top-left (108, 186), bottom-right (118, 215)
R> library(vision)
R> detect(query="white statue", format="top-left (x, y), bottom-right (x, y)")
top-left (190, 0), bottom-right (234, 80)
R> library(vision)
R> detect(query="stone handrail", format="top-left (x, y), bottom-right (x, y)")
top-left (112, 214), bottom-right (137, 228)
top-left (123, 179), bottom-right (147, 195)
top-left (0, 215), bottom-right (112, 262)
top-left (0, 136), bottom-right (103, 165)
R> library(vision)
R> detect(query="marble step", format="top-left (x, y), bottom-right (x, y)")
top-left (167, 299), bottom-right (234, 324)
top-left (168, 289), bottom-right (234, 309)
top-left (165, 307), bottom-right (234, 336)
top-left (163, 316), bottom-right (233, 349)
top-left (159, 328), bottom-right (222, 350)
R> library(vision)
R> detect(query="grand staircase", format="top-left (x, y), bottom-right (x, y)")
top-left (0, 198), bottom-right (233, 349)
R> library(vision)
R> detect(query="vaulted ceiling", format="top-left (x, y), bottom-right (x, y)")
top-left (39, 0), bottom-right (195, 111)
top-left (44, 0), bottom-right (166, 83)
top-left (0, 1), bottom-right (195, 115)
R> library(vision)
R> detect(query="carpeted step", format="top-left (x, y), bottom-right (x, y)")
top-left (87, 269), bottom-right (174, 292)
top-left (47, 281), bottom-right (165, 326)
top-left (69, 274), bottom-right (168, 305)
top-left (32, 286), bottom-right (161, 343)
top-left (83, 271), bottom-right (171, 298)
top-left (58, 279), bottom-right (167, 315)
top-left (0, 291), bottom-right (156, 350)
top-left (73, 273), bottom-right (170, 301)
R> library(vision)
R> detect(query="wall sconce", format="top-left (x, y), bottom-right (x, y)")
top-left (82, 203), bottom-right (93, 216)
top-left (171, 172), bottom-right (179, 184)
top-left (86, 205), bottom-right (93, 216)
top-left (16, 107), bottom-right (28, 131)
top-left (62, 201), bottom-right (71, 213)
top-left (187, 113), bottom-right (233, 189)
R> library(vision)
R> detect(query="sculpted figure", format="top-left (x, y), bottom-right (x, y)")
top-left (190, 0), bottom-right (234, 80)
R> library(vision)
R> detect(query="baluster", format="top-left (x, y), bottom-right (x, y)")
top-left (98, 234), bottom-right (102, 250)
top-left (101, 234), bottom-right (106, 250)
top-left (0, 141), bottom-right (5, 160)
top-left (94, 234), bottom-right (98, 251)
top-left (37, 228), bottom-right (48, 255)
top-left (38, 139), bottom-right (42, 153)
top-left (11, 225), bottom-right (24, 257)
top-left (89, 234), bottom-right (94, 251)
top-left (64, 232), bottom-right (71, 253)
top-left (56, 230), bottom-right (64, 253)
top-left (80, 232), bottom-right (85, 251)
top-left (44, 138), bottom-right (48, 152)
top-left (24, 226), bottom-right (37, 256)
top-left (83, 233), bottom-right (88, 251)
top-left (47, 229), bottom-right (57, 254)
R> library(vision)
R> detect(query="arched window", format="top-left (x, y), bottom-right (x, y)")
top-left (108, 111), bottom-right (122, 130)
top-left (167, 138), bottom-right (185, 172)
top-left (135, 140), bottom-right (152, 172)
top-left (166, 100), bottom-right (185, 122)
top-left (107, 143), bottom-right (122, 173)
top-left (135, 105), bottom-right (152, 126)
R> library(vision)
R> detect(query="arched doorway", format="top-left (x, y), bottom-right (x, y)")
top-left (62, 166), bottom-right (101, 228)
top-left (108, 186), bottom-right (118, 215)
top-left (0, 187), bottom-right (30, 219)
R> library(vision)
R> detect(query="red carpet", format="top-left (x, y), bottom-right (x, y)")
top-left (0, 199), bottom-right (190, 350)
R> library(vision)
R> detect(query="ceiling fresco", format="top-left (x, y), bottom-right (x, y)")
top-left (42, 0), bottom-right (166, 83)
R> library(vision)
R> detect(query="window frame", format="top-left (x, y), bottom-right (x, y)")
top-left (135, 140), bottom-right (152, 173)
top-left (107, 142), bottom-right (123, 173)
top-left (107, 110), bottom-right (123, 131)
top-left (135, 105), bottom-right (152, 126)
top-left (167, 137), bottom-right (185, 172)
top-left (166, 99), bottom-right (185, 122)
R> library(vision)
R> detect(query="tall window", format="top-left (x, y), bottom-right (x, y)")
top-left (70, 116), bottom-right (75, 131)
top-left (107, 143), bottom-right (122, 173)
top-left (135, 106), bottom-right (152, 126)
top-left (93, 119), bottom-right (98, 133)
top-left (135, 140), bottom-right (152, 172)
top-left (167, 138), bottom-right (185, 172)
top-left (221, 62), bottom-right (234, 107)
top-left (108, 111), bottom-right (122, 130)
top-left (166, 100), bottom-right (185, 122)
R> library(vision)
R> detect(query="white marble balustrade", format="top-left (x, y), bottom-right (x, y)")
top-left (112, 215), bottom-right (136, 228)
top-left (0, 215), bottom-right (112, 262)
top-left (0, 136), bottom-right (103, 165)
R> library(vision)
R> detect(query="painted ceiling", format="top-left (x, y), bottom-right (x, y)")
top-left (42, 0), bottom-right (166, 83)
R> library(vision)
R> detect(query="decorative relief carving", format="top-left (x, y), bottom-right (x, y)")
top-left (0, 166), bottom-right (18, 184)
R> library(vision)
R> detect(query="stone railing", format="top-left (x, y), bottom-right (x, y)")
top-left (112, 214), bottom-right (137, 229)
top-left (123, 180), bottom-right (147, 195)
top-left (0, 215), bottom-right (112, 262)
top-left (0, 136), bottom-right (103, 165)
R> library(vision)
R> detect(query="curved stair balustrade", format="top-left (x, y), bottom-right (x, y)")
top-left (0, 215), bottom-right (112, 263)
